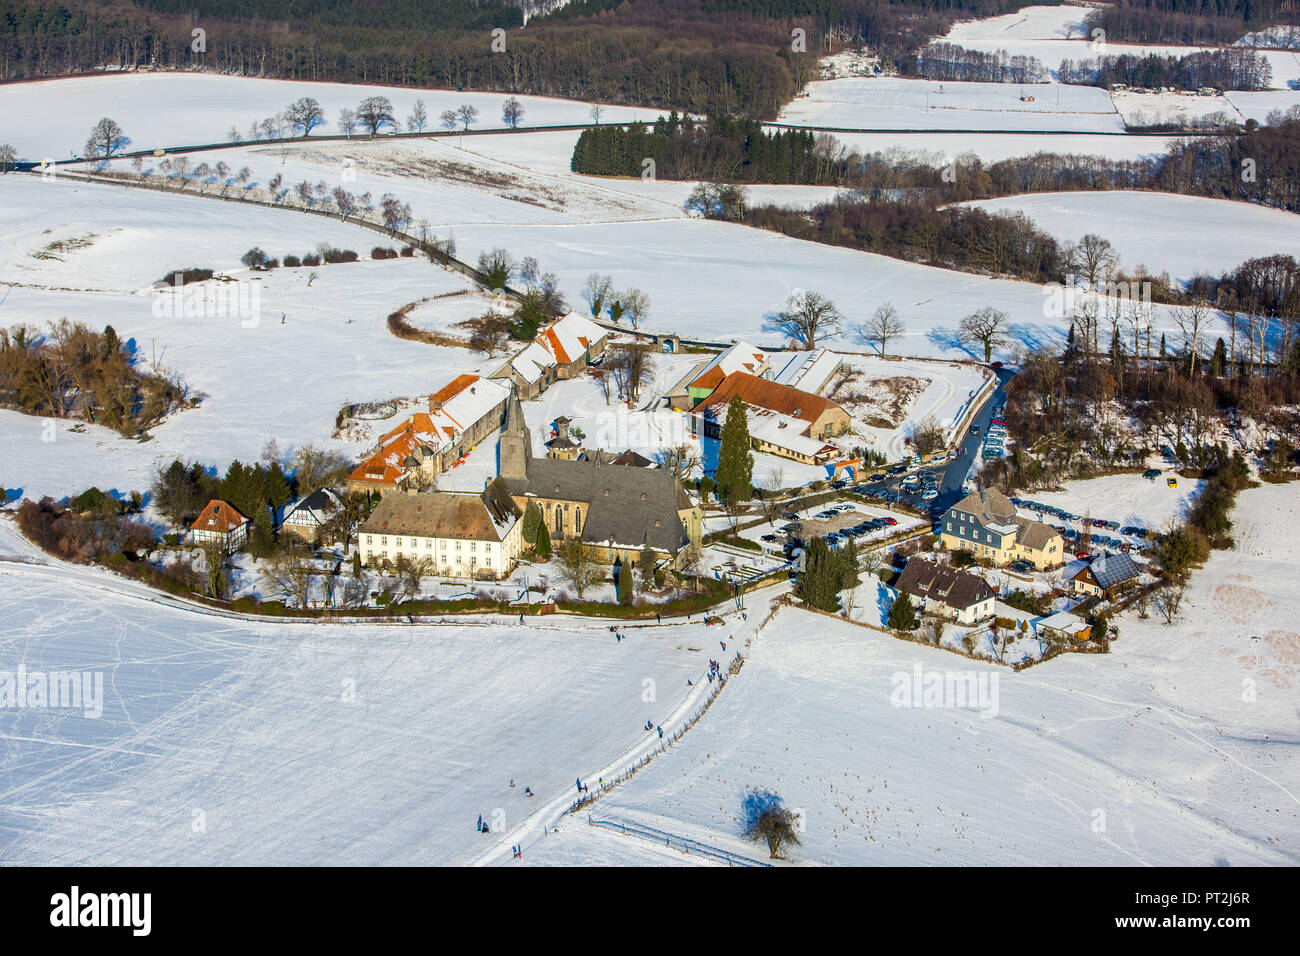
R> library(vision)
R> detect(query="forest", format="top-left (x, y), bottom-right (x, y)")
top-left (1083, 0), bottom-right (1300, 45)
top-left (571, 113), bottom-right (845, 184)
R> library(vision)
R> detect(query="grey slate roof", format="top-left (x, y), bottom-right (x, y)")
top-left (952, 488), bottom-right (1017, 525)
top-left (896, 558), bottom-right (995, 612)
top-left (360, 478), bottom-right (520, 542)
top-left (503, 455), bottom-right (690, 554)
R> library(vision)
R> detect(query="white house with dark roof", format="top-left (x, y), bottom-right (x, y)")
top-left (358, 478), bottom-right (523, 580)
top-left (280, 488), bottom-right (341, 542)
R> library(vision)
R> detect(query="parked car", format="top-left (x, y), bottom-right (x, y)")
top-left (921, 488), bottom-right (939, 500)
top-left (761, 534), bottom-right (779, 543)
top-left (1008, 559), bottom-right (1034, 574)
top-left (970, 424), bottom-right (981, 434)
top-left (884, 517), bottom-right (898, 526)
top-left (1167, 476), bottom-right (1178, 487)
top-left (868, 473), bottom-right (886, 482)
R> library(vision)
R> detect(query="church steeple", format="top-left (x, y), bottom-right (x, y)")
top-left (499, 387), bottom-right (532, 480)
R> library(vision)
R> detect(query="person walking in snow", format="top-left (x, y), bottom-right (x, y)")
top-left (509, 779), bottom-right (515, 789)
top-left (476, 814), bottom-right (484, 832)
top-left (657, 725), bottom-right (663, 739)
top-left (525, 786), bottom-right (533, 797)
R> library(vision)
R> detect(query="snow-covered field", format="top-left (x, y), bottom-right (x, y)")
top-left (944, 4), bottom-right (1300, 90)
top-left (825, 130), bottom-right (1177, 163)
top-left (0, 176), bottom-right (494, 498)
top-left (779, 77), bottom-right (1125, 132)
top-left (965, 191), bottom-right (1300, 280)
top-left (0, 519), bottom-right (739, 864)
top-left (525, 484), bottom-right (1299, 865)
top-left (0, 73), bottom-right (664, 163)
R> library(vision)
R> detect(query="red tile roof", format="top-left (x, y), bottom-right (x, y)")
top-left (430, 374), bottom-right (479, 409)
top-left (696, 371), bottom-right (841, 424)
top-left (190, 499), bottom-right (248, 534)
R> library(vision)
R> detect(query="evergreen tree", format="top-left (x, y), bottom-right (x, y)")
top-left (887, 590), bottom-right (918, 631)
top-left (352, 551), bottom-right (362, 579)
top-left (796, 538), bottom-right (841, 612)
top-left (535, 522), bottom-right (552, 560)
top-left (522, 500), bottom-right (542, 545)
top-left (637, 536), bottom-right (657, 588)
top-left (716, 395), bottom-right (754, 509)
top-left (617, 560), bottom-right (633, 605)
top-left (1210, 337), bottom-right (1227, 376)
top-left (266, 461), bottom-right (292, 508)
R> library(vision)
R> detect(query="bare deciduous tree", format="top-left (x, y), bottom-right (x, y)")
top-left (861, 302), bottom-right (904, 358)
top-left (958, 306), bottom-right (1010, 363)
top-left (769, 289), bottom-right (842, 350)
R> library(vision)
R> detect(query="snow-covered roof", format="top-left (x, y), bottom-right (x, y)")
top-left (689, 341), bottom-right (768, 391)
top-left (744, 405), bottom-right (836, 459)
top-left (537, 311), bottom-right (607, 365)
top-left (769, 349), bottom-right (841, 395)
top-left (509, 341), bottom-right (557, 384)
top-left (1036, 611), bottom-right (1090, 636)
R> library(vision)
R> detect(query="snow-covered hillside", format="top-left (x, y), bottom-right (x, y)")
top-left (525, 484), bottom-right (1299, 865)
top-left (965, 191), bottom-right (1300, 281)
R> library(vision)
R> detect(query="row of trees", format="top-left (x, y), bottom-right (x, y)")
top-left (1057, 47), bottom-right (1273, 91)
top-left (911, 42), bottom-right (1045, 83)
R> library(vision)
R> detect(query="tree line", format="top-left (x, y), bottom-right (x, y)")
top-left (0, 0), bottom-right (813, 119)
top-left (1084, 0), bottom-right (1300, 46)
top-left (1057, 47), bottom-right (1272, 91)
top-left (571, 114), bottom-right (844, 184)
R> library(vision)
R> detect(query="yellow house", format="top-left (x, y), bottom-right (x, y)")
top-left (940, 488), bottom-right (1063, 570)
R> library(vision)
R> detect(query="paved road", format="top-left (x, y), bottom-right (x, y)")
top-left (850, 366), bottom-right (1015, 525)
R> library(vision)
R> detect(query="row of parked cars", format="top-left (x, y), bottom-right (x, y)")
top-left (1011, 497), bottom-right (1152, 555)
top-left (978, 417), bottom-right (1007, 460)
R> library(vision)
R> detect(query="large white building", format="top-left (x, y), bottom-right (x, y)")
top-left (358, 479), bottom-right (523, 581)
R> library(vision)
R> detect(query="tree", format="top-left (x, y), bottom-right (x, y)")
top-left (620, 288), bottom-right (650, 330)
top-left (1075, 233), bottom-right (1118, 289)
top-left (392, 554), bottom-right (432, 603)
top-left (407, 100), bottom-right (429, 133)
top-left (85, 117), bottom-right (128, 158)
top-left (503, 96), bottom-right (525, 128)
top-left (796, 537), bottom-right (841, 612)
top-left (264, 552), bottom-right (316, 609)
top-left (742, 789), bottom-right (801, 860)
top-left (455, 104), bottom-right (479, 131)
top-left (477, 248), bottom-right (516, 290)
top-left (958, 306), bottom-right (1010, 363)
top-left (715, 395), bottom-right (754, 509)
top-left (286, 97), bottom-right (325, 136)
top-left (908, 416), bottom-right (946, 458)
top-left (617, 560), bottom-right (633, 604)
top-left (292, 444), bottom-right (353, 492)
top-left (241, 247), bottom-right (270, 270)
top-left (887, 589), bottom-right (918, 631)
top-left (467, 313), bottom-right (512, 357)
top-left (356, 96), bottom-right (396, 136)
top-left (607, 344), bottom-right (652, 404)
top-left (440, 110), bottom-right (459, 133)
top-left (685, 182), bottom-right (747, 221)
top-left (522, 500), bottom-right (542, 546)
top-left (558, 538), bottom-right (599, 597)
top-left (861, 302), bottom-right (904, 358)
top-left (338, 108), bottom-right (357, 138)
top-left (0, 144), bottom-right (16, 173)
top-left (637, 538), bottom-right (657, 589)
top-left (583, 273), bottom-right (613, 318)
top-left (769, 289), bottom-right (842, 350)
top-left (535, 522), bottom-right (552, 559)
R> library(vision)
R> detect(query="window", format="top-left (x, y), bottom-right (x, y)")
top-left (946, 522), bottom-right (952, 532)
top-left (381, 537), bottom-right (388, 546)
top-left (394, 537), bottom-right (402, 548)
top-left (555, 504), bottom-right (563, 532)
top-left (365, 535), bottom-right (373, 545)
top-left (470, 541), bottom-right (476, 551)
top-left (485, 557), bottom-right (492, 567)
top-left (441, 540), bottom-right (447, 550)
top-left (575, 507), bottom-right (581, 529)
top-left (456, 540), bottom-right (462, 551)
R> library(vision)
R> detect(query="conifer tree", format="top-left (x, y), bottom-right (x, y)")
top-left (716, 395), bottom-right (753, 510)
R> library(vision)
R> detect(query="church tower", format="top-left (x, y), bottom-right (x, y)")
top-left (499, 388), bottom-right (532, 480)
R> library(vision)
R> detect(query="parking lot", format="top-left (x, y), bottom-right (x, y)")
top-left (1010, 496), bottom-right (1154, 557)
